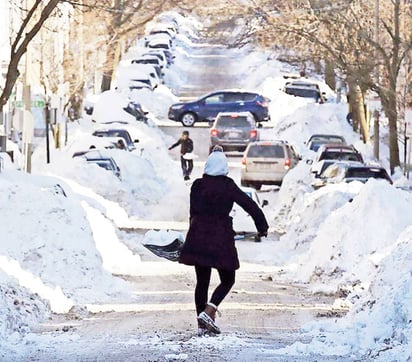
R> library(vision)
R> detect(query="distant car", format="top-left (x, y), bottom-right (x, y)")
top-left (305, 134), bottom-right (347, 152)
top-left (317, 162), bottom-right (392, 187)
top-left (123, 102), bottom-right (149, 123)
top-left (230, 186), bottom-right (268, 240)
top-left (142, 51), bottom-right (169, 69)
top-left (147, 23), bottom-right (176, 39)
top-left (310, 143), bottom-right (364, 176)
top-left (115, 66), bottom-right (160, 90)
top-left (283, 80), bottom-right (326, 103)
top-left (92, 128), bottom-right (138, 151)
top-left (129, 64), bottom-right (162, 87)
top-left (209, 111), bottom-right (259, 153)
top-left (131, 55), bottom-right (164, 71)
top-left (241, 140), bottom-right (300, 190)
top-left (144, 33), bottom-right (173, 49)
top-left (168, 90), bottom-right (271, 127)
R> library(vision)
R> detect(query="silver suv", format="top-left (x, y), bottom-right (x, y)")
top-left (209, 112), bottom-right (258, 153)
top-left (241, 140), bottom-right (300, 189)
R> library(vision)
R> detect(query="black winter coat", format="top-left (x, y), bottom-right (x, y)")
top-left (178, 175), bottom-right (269, 270)
top-left (169, 137), bottom-right (193, 155)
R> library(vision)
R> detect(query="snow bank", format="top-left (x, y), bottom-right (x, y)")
top-left (0, 170), bottom-right (133, 310)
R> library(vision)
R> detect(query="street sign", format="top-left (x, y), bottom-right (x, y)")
top-left (12, 99), bottom-right (45, 109)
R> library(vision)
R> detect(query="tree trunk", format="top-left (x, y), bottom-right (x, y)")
top-left (380, 88), bottom-right (400, 174)
top-left (347, 78), bottom-right (358, 132)
top-left (355, 85), bottom-right (369, 143)
top-left (324, 61), bottom-right (336, 91)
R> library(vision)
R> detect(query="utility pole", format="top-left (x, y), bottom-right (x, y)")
top-left (22, 0), bottom-right (34, 173)
top-left (373, 0), bottom-right (380, 160)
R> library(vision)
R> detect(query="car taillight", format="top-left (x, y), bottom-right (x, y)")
top-left (210, 128), bottom-right (219, 137)
top-left (250, 129), bottom-right (257, 138)
top-left (242, 157), bottom-right (246, 166)
top-left (284, 158), bottom-right (291, 170)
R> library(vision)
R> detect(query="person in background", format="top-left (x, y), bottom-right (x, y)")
top-left (168, 130), bottom-right (194, 180)
top-left (178, 146), bottom-right (269, 336)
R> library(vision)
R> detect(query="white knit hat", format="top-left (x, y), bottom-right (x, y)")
top-left (204, 148), bottom-right (228, 176)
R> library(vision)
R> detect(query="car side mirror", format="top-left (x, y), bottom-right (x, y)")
top-left (306, 159), bottom-right (313, 165)
top-left (262, 200), bottom-right (269, 207)
top-left (134, 139), bottom-right (139, 143)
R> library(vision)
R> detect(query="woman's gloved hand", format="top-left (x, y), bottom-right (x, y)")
top-left (258, 230), bottom-right (268, 238)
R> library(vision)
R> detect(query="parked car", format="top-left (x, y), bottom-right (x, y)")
top-left (131, 55), bottom-right (164, 71)
top-left (311, 160), bottom-right (363, 189)
top-left (115, 66), bottom-right (159, 91)
top-left (316, 162), bottom-right (393, 187)
top-left (241, 140), bottom-right (300, 189)
top-left (147, 23), bottom-right (176, 39)
top-left (144, 33), bottom-right (173, 49)
top-left (73, 150), bottom-right (121, 179)
top-left (92, 128), bottom-right (138, 151)
top-left (85, 155), bottom-right (121, 180)
top-left (309, 143), bottom-right (364, 176)
top-left (168, 90), bottom-right (271, 127)
top-left (142, 51), bottom-right (169, 69)
top-left (305, 134), bottom-right (347, 152)
top-left (130, 64), bottom-right (162, 86)
top-left (122, 102), bottom-right (149, 123)
top-left (230, 186), bottom-right (268, 241)
top-left (209, 111), bottom-right (259, 152)
top-left (283, 80), bottom-right (326, 103)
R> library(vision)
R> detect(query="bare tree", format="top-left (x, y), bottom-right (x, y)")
top-left (75, 0), bottom-right (191, 92)
top-left (0, 0), bottom-right (61, 113)
top-left (247, 0), bottom-right (412, 173)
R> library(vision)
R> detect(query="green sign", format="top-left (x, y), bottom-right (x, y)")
top-left (12, 100), bottom-right (45, 109)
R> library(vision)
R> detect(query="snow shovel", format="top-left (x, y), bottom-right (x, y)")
top-left (143, 238), bottom-right (184, 262)
top-left (234, 232), bottom-right (262, 242)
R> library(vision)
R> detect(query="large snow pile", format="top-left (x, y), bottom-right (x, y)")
top-left (0, 170), bottom-right (133, 309)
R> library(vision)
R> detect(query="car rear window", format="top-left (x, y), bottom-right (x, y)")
top-left (311, 136), bottom-right (344, 143)
top-left (247, 145), bottom-right (285, 158)
top-left (285, 87), bottom-right (319, 99)
top-left (346, 168), bottom-right (389, 179)
top-left (320, 151), bottom-right (363, 162)
top-left (217, 116), bottom-right (251, 127)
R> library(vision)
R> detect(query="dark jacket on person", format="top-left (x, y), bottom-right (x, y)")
top-left (178, 174), bottom-right (269, 271)
top-left (169, 137), bottom-right (193, 155)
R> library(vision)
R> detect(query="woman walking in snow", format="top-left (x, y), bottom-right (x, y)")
top-left (178, 146), bottom-right (268, 336)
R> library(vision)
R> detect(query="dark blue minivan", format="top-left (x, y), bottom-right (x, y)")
top-left (168, 90), bottom-right (271, 127)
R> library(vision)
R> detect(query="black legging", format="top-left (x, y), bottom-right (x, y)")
top-left (194, 265), bottom-right (235, 315)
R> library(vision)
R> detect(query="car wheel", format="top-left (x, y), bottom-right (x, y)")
top-left (180, 112), bottom-right (197, 127)
top-left (251, 113), bottom-right (260, 123)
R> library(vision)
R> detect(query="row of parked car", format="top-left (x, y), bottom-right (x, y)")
top-left (115, 18), bottom-right (178, 92)
top-left (238, 132), bottom-right (393, 191)
top-left (72, 127), bottom-right (140, 180)
top-left (305, 134), bottom-right (392, 189)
